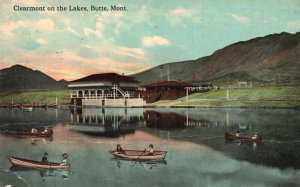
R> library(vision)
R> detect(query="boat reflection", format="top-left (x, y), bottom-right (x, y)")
top-left (31, 137), bottom-right (53, 145)
top-left (40, 170), bottom-right (70, 181)
top-left (225, 138), bottom-right (261, 150)
top-left (69, 108), bottom-right (143, 137)
top-left (9, 166), bottom-right (70, 180)
top-left (110, 157), bottom-right (167, 170)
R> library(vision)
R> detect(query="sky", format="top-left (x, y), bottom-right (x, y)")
top-left (0, 0), bottom-right (300, 81)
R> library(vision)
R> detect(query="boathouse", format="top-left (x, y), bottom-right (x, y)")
top-left (68, 73), bottom-right (145, 107)
top-left (140, 81), bottom-right (197, 103)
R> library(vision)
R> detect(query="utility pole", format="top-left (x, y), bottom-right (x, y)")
top-left (160, 65), bottom-right (163, 82)
top-left (167, 64), bottom-right (170, 81)
top-left (186, 87), bottom-right (189, 102)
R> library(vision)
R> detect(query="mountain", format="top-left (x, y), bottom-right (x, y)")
top-left (0, 65), bottom-right (67, 91)
top-left (133, 32), bottom-right (300, 86)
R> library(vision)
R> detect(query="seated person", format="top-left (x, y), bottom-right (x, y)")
top-left (116, 144), bottom-right (125, 154)
top-left (31, 128), bottom-right (37, 133)
top-left (252, 132), bottom-right (258, 139)
top-left (43, 128), bottom-right (48, 133)
top-left (41, 152), bottom-right (48, 164)
top-left (148, 144), bottom-right (154, 155)
top-left (60, 153), bottom-right (68, 165)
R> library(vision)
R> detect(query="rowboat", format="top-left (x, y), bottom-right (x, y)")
top-left (109, 150), bottom-right (167, 160)
top-left (8, 156), bottom-right (70, 169)
top-left (225, 131), bottom-right (262, 142)
top-left (16, 129), bottom-right (54, 137)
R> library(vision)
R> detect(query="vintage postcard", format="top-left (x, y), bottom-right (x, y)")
top-left (0, 0), bottom-right (300, 186)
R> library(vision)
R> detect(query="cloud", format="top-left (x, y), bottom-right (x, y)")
top-left (0, 2), bottom-right (166, 80)
top-left (2, 50), bottom-right (149, 81)
top-left (227, 13), bottom-right (250, 24)
top-left (37, 19), bottom-right (54, 30)
top-left (142, 35), bottom-right (171, 47)
top-left (67, 27), bottom-right (81, 37)
top-left (83, 17), bottom-right (104, 38)
top-left (12, 0), bottom-right (37, 6)
top-left (167, 8), bottom-right (198, 25)
top-left (171, 8), bottom-right (195, 17)
top-left (116, 47), bottom-right (145, 60)
top-left (0, 20), bottom-right (26, 37)
top-left (0, 19), bottom-right (55, 37)
top-left (36, 38), bottom-right (47, 45)
top-left (287, 20), bottom-right (300, 29)
top-left (101, 5), bottom-right (148, 35)
top-left (54, 52), bottom-right (148, 80)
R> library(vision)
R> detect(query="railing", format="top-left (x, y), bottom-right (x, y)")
top-left (70, 85), bottom-right (133, 99)
top-left (112, 85), bottom-right (131, 98)
top-left (74, 94), bottom-right (126, 99)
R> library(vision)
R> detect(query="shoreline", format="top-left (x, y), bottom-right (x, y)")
top-left (0, 103), bottom-right (299, 110)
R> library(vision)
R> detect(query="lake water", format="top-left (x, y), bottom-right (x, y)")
top-left (0, 107), bottom-right (300, 187)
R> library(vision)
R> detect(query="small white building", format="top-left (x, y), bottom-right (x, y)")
top-left (68, 73), bottom-right (145, 107)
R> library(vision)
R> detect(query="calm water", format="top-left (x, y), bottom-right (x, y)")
top-left (0, 107), bottom-right (300, 187)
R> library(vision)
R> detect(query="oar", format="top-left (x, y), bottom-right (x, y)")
top-left (132, 149), bottom-right (147, 166)
top-left (137, 149), bottom-right (147, 159)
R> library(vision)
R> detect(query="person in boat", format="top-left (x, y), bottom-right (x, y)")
top-left (235, 131), bottom-right (240, 137)
top-left (43, 127), bottom-right (48, 133)
top-left (148, 144), bottom-right (154, 155)
top-left (116, 144), bottom-right (125, 154)
top-left (60, 153), bottom-right (68, 165)
top-left (31, 128), bottom-right (37, 133)
top-left (41, 152), bottom-right (48, 164)
top-left (252, 132), bottom-right (259, 140)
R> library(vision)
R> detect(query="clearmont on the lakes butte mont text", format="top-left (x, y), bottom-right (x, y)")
top-left (13, 5), bottom-right (127, 12)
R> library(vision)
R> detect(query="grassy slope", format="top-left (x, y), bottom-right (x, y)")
top-left (0, 90), bottom-right (69, 104)
top-left (187, 86), bottom-right (300, 100)
top-left (153, 86), bottom-right (300, 107)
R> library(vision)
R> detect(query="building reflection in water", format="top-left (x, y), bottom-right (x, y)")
top-left (143, 110), bottom-right (187, 129)
top-left (143, 110), bottom-right (225, 130)
top-left (69, 108), bottom-right (259, 137)
top-left (69, 108), bottom-right (144, 137)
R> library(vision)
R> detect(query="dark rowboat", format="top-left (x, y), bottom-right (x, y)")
top-left (109, 150), bottom-right (167, 160)
top-left (225, 131), bottom-right (262, 142)
top-left (16, 129), bottom-right (54, 137)
top-left (8, 156), bottom-right (70, 169)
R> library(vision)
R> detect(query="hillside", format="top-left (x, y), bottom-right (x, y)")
top-left (0, 65), bottom-right (67, 91)
top-left (133, 32), bottom-right (300, 86)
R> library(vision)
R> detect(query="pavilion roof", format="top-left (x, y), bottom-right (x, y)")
top-left (70, 73), bottom-right (139, 84)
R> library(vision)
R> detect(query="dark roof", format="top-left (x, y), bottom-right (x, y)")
top-left (142, 81), bottom-right (195, 88)
top-left (70, 73), bottom-right (139, 84)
